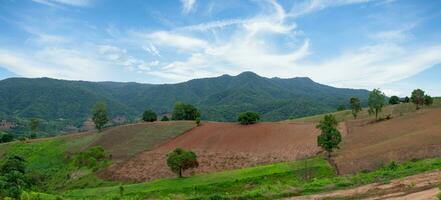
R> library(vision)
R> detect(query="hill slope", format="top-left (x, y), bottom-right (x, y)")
top-left (0, 72), bottom-right (369, 134)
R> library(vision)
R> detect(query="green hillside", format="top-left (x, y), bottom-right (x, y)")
top-left (0, 72), bottom-right (368, 135)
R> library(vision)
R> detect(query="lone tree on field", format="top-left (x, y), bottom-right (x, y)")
top-left (142, 109), bottom-right (157, 122)
top-left (368, 89), bottom-right (385, 121)
top-left (316, 115), bottom-right (342, 159)
top-left (411, 89), bottom-right (425, 110)
top-left (92, 102), bottom-right (108, 132)
top-left (404, 96), bottom-right (410, 103)
top-left (166, 148), bottom-right (199, 178)
top-left (349, 97), bottom-right (362, 119)
top-left (172, 102), bottom-right (200, 120)
top-left (388, 96), bottom-right (400, 105)
top-left (424, 95), bottom-right (433, 106)
top-left (237, 112), bottom-right (260, 125)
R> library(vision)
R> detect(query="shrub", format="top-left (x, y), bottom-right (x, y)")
top-left (237, 112), bottom-right (260, 125)
top-left (0, 156), bottom-right (29, 198)
top-left (0, 132), bottom-right (14, 143)
top-left (161, 116), bottom-right (170, 121)
top-left (167, 148), bottom-right (199, 178)
top-left (72, 146), bottom-right (107, 170)
top-left (196, 117), bottom-right (201, 126)
top-left (142, 110), bottom-right (157, 122)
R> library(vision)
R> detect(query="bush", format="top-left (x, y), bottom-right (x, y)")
top-left (196, 117), bottom-right (201, 126)
top-left (72, 146), bottom-right (107, 169)
top-left (161, 116), bottom-right (170, 121)
top-left (0, 132), bottom-right (14, 143)
top-left (237, 112), bottom-right (260, 125)
top-left (142, 110), bottom-right (157, 122)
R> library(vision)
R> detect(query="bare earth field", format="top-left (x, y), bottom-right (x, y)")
top-left (334, 108), bottom-right (441, 174)
top-left (100, 121), bottom-right (328, 182)
top-left (288, 170), bottom-right (441, 200)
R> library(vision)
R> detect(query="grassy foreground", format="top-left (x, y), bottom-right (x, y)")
top-left (62, 157), bottom-right (441, 200)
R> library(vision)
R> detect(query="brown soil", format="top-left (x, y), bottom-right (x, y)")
top-left (99, 121), bottom-right (325, 182)
top-left (288, 170), bottom-right (441, 200)
top-left (334, 108), bottom-right (441, 174)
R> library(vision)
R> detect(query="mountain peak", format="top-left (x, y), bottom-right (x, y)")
top-left (236, 71), bottom-right (261, 78)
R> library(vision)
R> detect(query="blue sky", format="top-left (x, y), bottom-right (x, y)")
top-left (0, 0), bottom-right (440, 96)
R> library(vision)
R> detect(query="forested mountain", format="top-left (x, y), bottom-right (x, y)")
top-left (0, 72), bottom-right (369, 134)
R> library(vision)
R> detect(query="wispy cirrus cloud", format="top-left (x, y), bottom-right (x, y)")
top-left (32, 0), bottom-right (93, 7)
top-left (181, 0), bottom-right (196, 14)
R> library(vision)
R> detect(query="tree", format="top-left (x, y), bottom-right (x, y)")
top-left (411, 89), bottom-right (425, 110)
top-left (172, 102), bottom-right (200, 120)
top-left (237, 112), bottom-right (260, 125)
top-left (142, 110), bottom-right (157, 122)
top-left (161, 116), bottom-right (170, 121)
top-left (388, 96), bottom-right (400, 105)
top-left (403, 96), bottom-right (410, 103)
top-left (92, 102), bottom-right (108, 132)
top-left (166, 148), bottom-right (199, 178)
top-left (424, 95), bottom-right (433, 106)
top-left (368, 89), bottom-right (385, 121)
top-left (349, 97), bottom-right (362, 119)
top-left (316, 115), bottom-right (341, 159)
top-left (30, 118), bottom-right (40, 133)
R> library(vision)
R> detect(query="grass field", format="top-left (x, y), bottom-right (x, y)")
top-left (62, 157), bottom-right (441, 200)
top-left (89, 121), bottom-right (196, 160)
top-left (292, 100), bottom-right (441, 123)
top-left (0, 121), bottom-right (196, 194)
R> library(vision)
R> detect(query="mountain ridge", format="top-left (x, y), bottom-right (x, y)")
top-left (0, 72), bottom-right (369, 134)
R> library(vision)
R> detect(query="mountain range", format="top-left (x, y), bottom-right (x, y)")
top-left (0, 72), bottom-right (369, 134)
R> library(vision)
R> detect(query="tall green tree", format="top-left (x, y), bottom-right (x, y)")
top-left (349, 97), bottom-right (362, 119)
top-left (172, 102), bottom-right (200, 120)
top-left (316, 115), bottom-right (341, 159)
top-left (166, 148), bottom-right (199, 178)
top-left (411, 89), bottom-right (425, 110)
top-left (388, 96), bottom-right (400, 105)
top-left (92, 102), bottom-right (108, 132)
top-left (142, 110), bottom-right (157, 122)
top-left (368, 89), bottom-right (385, 120)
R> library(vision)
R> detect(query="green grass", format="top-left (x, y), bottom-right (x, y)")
top-left (62, 157), bottom-right (441, 200)
top-left (0, 134), bottom-right (118, 193)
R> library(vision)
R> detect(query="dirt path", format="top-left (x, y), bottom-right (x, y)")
top-left (287, 170), bottom-right (441, 200)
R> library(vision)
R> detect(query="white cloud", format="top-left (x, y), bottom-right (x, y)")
top-left (0, 48), bottom-right (106, 80)
top-left (32, 0), bottom-right (93, 7)
top-left (382, 89), bottom-right (401, 96)
top-left (180, 0), bottom-right (196, 14)
top-left (143, 44), bottom-right (161, 57)
top-left (134, 31), bottom-right (208, 51)
top-left (302, 44), bottom-right (441, 88)
top-left (289, 0), bottom-right (374, 17)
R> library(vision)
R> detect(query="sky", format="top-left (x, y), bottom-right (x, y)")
top-left (0, 0), bottom-right (440, 96)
